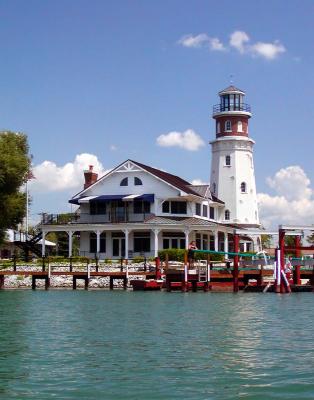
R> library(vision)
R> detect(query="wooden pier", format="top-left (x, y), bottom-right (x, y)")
top-left (1, 243), bottom-right (314, 292)
top-left (0, 267), bottom-right (155, 290)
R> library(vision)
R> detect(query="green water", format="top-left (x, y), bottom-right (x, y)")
top-left (0, 291), bottom-right (313, 399)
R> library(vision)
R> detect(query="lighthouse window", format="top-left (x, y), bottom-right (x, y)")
top-left (217, 122), bottom-right (221, 134)
top-left (237, 121), bottom-right (243, 132)
top-left (212, 183), bottom-right (216, 193)
top-left (225, 155), bottom-right (231, 166)
top-left (225, 210), bottom-right (230, 220)
top-left (225, 120), bottom-right (232, 132)
top-left (120, 177), bottom-right (128, 186)
top-left (241, 182), bottom-right (247, 193)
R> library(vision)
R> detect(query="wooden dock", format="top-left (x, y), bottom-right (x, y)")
top-left (0, 268), bottom-right (155, 290)
top-left (1, 257), bottom-right (314, 292)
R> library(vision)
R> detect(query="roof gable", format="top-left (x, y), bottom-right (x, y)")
top-left (71, 159), bottom-right (224, 204)
top-left (130, 160), bottom-right (200, 196)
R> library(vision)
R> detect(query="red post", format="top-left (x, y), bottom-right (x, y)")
top-left (294, 236), bottom-right (301, 285)
top-left (155, 257), bottom-right (161, 280)
top-left (182, 251), bottom-right (188, 292)
top-left (278, 229), bottom-right (285, 293)
top-left (233, 234), bottom-right (239, 292)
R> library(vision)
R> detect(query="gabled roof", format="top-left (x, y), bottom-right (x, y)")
top-left (130, 160), bottom-right (201, 197)
top-left (71, 159), bottom-right (224, 204)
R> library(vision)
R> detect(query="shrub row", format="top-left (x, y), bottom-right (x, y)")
top-left (158, 249), bottom-right (224, 262)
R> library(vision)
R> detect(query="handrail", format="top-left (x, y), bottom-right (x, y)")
top-left (213, 103), bottom-right (251, 114)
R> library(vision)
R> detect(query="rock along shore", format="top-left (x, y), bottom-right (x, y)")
top-left (0, 262), bottom-right (155, 289)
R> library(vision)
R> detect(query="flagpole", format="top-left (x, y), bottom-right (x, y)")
top-left (26, 179), bottom-right (29, 237)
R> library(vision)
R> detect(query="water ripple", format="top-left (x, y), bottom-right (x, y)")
top-left (0, 291), bottom-right (313, 399)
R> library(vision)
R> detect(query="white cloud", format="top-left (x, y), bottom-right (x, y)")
top-left (29, 153), bottom-right (108, 193)
top-left (109, 144), bottom-right (117, 151)
top-left (156, 129), bottom-right (205, 151)
top-left (229, 31), bottom-right (250, 53)
top-left (178, 34), bottom-right (226, 51)
top-left (258, 166), bottom-right (314, 228)
top-left (208, 37), bottom-right (226, 51)
top-left (266, 166), bottom-right (312, 202)
top-left (250, 41), bottom-right (286, 60)
top-left (179, 30), bottom-right (285, 60)
top-left (191, 179), bottom-right (208, 185)
top-left (230, 31), bottom-right (285, 60)
top-left (178, 33), bottom-right (209, 48)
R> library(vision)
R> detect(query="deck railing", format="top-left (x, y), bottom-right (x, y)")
top-left (213, 103), bottom-right (251, 114)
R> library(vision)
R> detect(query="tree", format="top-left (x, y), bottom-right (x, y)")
top-left (261, 234), bottom-right (272, 249)
top-left (0, 131), bottom-right (31, 244)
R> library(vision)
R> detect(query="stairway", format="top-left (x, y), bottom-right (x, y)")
top-left (14, 225), bottom-right (43, 260)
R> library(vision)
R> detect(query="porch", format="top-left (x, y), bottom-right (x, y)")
top-left (40, 219), bottom-right (236, 260)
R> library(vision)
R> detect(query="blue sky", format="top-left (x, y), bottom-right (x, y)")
top-left (1, 0), bottom-right (313, 226)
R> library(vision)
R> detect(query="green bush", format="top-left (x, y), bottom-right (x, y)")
top-left (48, 255), bottom-right (89, 263)
top-left (158, 249), bottom-right (185, 261)
top-left (132, 256), bottom-right (145, 263)
top-left (158, 249), bottom-right (224, 262)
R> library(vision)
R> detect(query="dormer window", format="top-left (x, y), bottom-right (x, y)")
top-left (225, 210), bottom-right (230, 220)
top-left (225, 120), bottom-right (232, 132)
top-left (237, 121), bottom-right (243, 132)
top-left (120, 177), bottom-right (128, 186)
top-left (134, 177), bottom-right (142, 186)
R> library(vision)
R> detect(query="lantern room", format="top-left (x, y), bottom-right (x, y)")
top-left (212, 85), bottom-right (252, 138)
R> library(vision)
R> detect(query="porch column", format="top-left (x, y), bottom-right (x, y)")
top-left (184, 229), bottom-right (190, 249)
top-left (224, 232), bottom-right (228, 260)
top-left (153, 229), bottom-right (160, 257)
top-left (96, 230), bottom-right (102, 254)
top-left (124, 229), bottom-right (129, 260)
top-left (214, 231), bottom-right (219, 251)
top-left (41, 231), bottom-right (46, 257)
top-left (67, 231), bottom-right (74, 258)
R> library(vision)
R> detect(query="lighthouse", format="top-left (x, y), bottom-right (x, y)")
top-left (210, 85), bottom-right (260, 228)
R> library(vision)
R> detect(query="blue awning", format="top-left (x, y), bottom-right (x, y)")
top-left (69, 194), bottom-right (126, 205)
top-left (95, 195), bottom-right (127, 201)
top-left (69, 194), bottom-right (154, 205)
top-left (136, 194), bottom-right (154, 202)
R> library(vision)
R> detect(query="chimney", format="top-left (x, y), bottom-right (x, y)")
top-left (84, 165), bottom-right (98, 189)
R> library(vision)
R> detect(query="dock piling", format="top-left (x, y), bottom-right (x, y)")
top-left (0, 275), bottom-right (4, 289)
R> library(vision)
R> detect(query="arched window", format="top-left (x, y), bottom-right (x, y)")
top-left (134, 177), bottom-right (142, 186)
top-left (120, 177), bottom-right (128, 186)
top-left (216, 122), bottom-right (221, 134)
top-left (237, 121), bottom-right (243, 132)
top-left (225, 155), bottom-right (231, 166)
top-left (241, 182), bottom-right (247, 193)
top-left (212, 182), bottom-right (216, 194)
top-left (225, 210), bottom-right (230, 220)
top-left (225, 120), bottom-right (232, 132)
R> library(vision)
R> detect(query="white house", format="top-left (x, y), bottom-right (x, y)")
top-left (40, 85), bottom-right (261, 259)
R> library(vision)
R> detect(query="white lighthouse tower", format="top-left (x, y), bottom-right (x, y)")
top-left (210, 85), bottom-right (260, 228)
